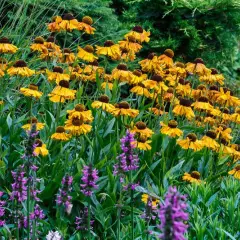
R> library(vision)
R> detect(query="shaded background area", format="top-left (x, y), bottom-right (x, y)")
top-left (1, 0), bottom-right (240, 89)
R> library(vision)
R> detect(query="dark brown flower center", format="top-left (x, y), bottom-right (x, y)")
top-left (206, 131), bottom-right (217, 139)
top-left (89, 60), bottom-right (98, 66)
top-left (46, 36), bottom-right (55, 43)
top-left (0, 58), bottom-right (7, 64)
top-left (164, 49), bottom-right (174, 58)
top-left (34, 36), bottom-right (45, 44)
top-left (221, 108), bottom-right (230, 114)
top-left (35, 139), bottom-right (43, 147)
top-left (118, 102), bottom-right (130, 109)
top-left (218, 124), bottom-right (227, 130)
top-left (56, 126), bottom-right (65, 133)
top-left (59, 80), bottom-right (69, 88)
top-left (117, 64), bottom-right (128, 71)
top-left (194, 58), bottom-right (204, 64)
top-left (104, 40), bottom-right (114, 47)
top-left (236, 108), bottom-right (240, 114)
top-left (235, 165), bottom-right (240, 171)
top-left (179, 98), bottom-right (191, 107)
top-left (147, 52), bottom-right (156, 60)
top-left (27, 117), bottom-right (38, 124)
top-left (98, 95), bottom-right (109, 103)
top-left (167, 88), bottom-right (174, 94)
top-left (0, 37), bottom-right (10, 43)
top-left (168, 120), bottom-right (178, 128)
top-left (75, 104), bottom-right (85, 112)
top-left (190, 171), bottom-right (200, 179)
top-left (220, 138), bottom-right (228, 145)
top-left (136, 121), bottom-right (147, 130)
top-left (62, 13), bottom-right (74, 20)
top-left (63, 48), bottom-right (71, 54)
top-left (72, 117), bottom-right (83, 126)
top-left (209, 85), bottom-right (219, 91)
top-left (138, 136), bottom-right (147, 143)
top-left (53, 66), bottom-right (63, 73)
top-left (223, 87), bottom-right (233, 96)
top-left (82, 16), bottom-right (93, 25)
top-left (84, 45), bottom-right (94, 53)
top-left (151, 74), bottom-right (163, 82)
top-left (29, 84), bottom-right (38, 91)
top-left (14, 60), bottom-right (27, 68)
top-left (133, 69), bottom-right (142, 77)
top-left (197, 85), bottom-right (206, 90)
top-left (187, 133), bottom-right (197, 142)
top-left (211, 68), bottom-right (218, 75)
top-left (198, 96), bottom-right (209, 103)
top-left (127, 36), bottom-right (136, 43)
top-left (178, 78), bottom-right (185, 85)
top-left (175, 62), bottom-right (185, 68)
top-left (132, 25), bottom-right (143, 33)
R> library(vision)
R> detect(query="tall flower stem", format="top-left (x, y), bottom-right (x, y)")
top-left (130, 171), bottom-right (134, 240)
top-left (117, 179), bottom-right (122, 240)
top-left (88, 198), bottom-right (91, 240)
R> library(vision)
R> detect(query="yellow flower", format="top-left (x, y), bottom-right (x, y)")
top-left (46, 67), bottom-right (70, 84)
top-left (118, 36), bottom-right (142, 53)
top-left (48, 80), bottom-right (76, 103)
top-left (158, 49), bottom-right (174, 67)
top-left (111, 102), bottom-right (139, 118)
top-left (30, 37), bottom-right (47, 53)
top-left (101, 82), bottom-right (114, 90)
top-left (64, 117), bottom-right (92, 136)
top-left (185, 58), bottom-right (211, 76)
top-left (149, 105), bottom-right (165, 116)
top-left (7, 60), bottom-right (35, 77)
top-left (130, 83), bottom-right (152, 98)
top-left (168, 62), bottom-right (186, 78)
top-left (82, 61), bottom-right (104, 75)
top-left (228, 165), bottom-right (240, 180)
top-left (143, 74), bottom-right (168, 92)
top-left (41, 36), bottom-right (62, 60)
top-left (141, 194), bottom-right (159, 208)
top-left (0, 37), bottom-right (18, 54)
top-left (67, 104), bottom-right (94, 123)
top-left (173, 98), bottom-right (195, 120)
top-left (34, 139), bottom-right (49, 156)
top-left (112, 64), bottom-right (133, 83)
top-left (91, 95), bottom-right (115, 113)
top-left (0, 58), bottom-right (7, 71)
top-left (175, 80), bottom-right (192, 97)
top-left (59, 13), bottom-right (79, 31)
top-left (199, 68), bottom-right (224, 85)
top-left (22, 118), bottom-right (45, 131)
top-left (47, 16), bottom-right (62, 32)
top-left (51, 126), bottom-right (71, 141)
top-left (177, 133), bottom-right (203, 151)
top-left (125, 25), bottom-right (150, 43)
top-left (215, 87), bottom-right (240, 107)
top-left (139, 53), bottom-right (161, 72)
top-left (96, 40), bottom-right (121, 60)
top-left (0, 69), bottom-right (4, 77)
top-left (20, 84), bottom-right (43, 99)
top-left (128, 70), bottom-right (147, 85)
top-left (160, 120), bottom-right (183, 138)
top-left (191, 96), bottom-right (213, 111)
top-left (120, 48), bottom-right (136, 62)
top-left (182, 171), bottom-right (201, 184)
top-left (77, 45), bottom-right (98, 62)
top-left (135, 136), bottom-right (152, 151)
top-left (214, 124), bottom-right (232, 142)
top-left (130, 121), bottom-right (154, 138)
top-left (201, 131), bottom-right (219, 151)
top-left (78, 16), bottom-right (96, 34)
top-left (192, 85), bottom-right (207, 100)
top-left (231, 107), bottom-right (240, 124)
top-left (60, 48), bottom-right (76, 63)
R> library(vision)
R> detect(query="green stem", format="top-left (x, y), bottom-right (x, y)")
top-left (117, 178), bottom-right (122, 240)
top-left (130, 171), bottom-right (134, 240)
top-left (88, 199), bottom-right (91, 240)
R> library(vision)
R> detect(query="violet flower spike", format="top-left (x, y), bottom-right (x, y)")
top-left (158, 186), bottom-right (189, 240)
top-left (80, 165), bottom-right (99, 196)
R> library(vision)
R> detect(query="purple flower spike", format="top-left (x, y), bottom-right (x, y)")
top-left (158, 186), bottom-right (189, 240)
top-left (0, 191), bottom-right (6, 226)
top-left (80, 165), bottom-right (99, 196)
top-left (114, 130), bottom-right (139, 175)
top-left (56, 175), bottom-right (73, 212)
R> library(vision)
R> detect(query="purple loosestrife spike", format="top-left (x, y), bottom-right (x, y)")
top-left (30, 204), bottom-right (45, 220)
top-left (10, 165), bottom-right (28, 202)
top-left (158, 186), bottom-right (188, 240)
top-left (56, 175), bottom-right (73, 212)
top-left (114, 130), bottom-right (139, 175)
top-left (75, 207), bottom-right (94, 231)
top-left (80, 165), bottom-right (99, 196)
top-left (0, 191), bottom-right (6, 226)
